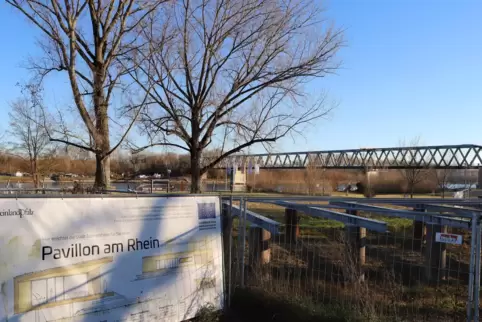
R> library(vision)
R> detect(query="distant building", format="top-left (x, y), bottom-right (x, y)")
top-left (15, 171), bottom-right (23, 177)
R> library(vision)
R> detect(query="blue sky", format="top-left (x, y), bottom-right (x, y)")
top-left (0, 0), bottom-right (481, 154)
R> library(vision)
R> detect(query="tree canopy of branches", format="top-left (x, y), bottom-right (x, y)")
top-left (6, 0), bottom-right (165, 189)
top-left (8, 94), bottom-right (53, 188)
top-left (129, 0), bottom-right (343, 192)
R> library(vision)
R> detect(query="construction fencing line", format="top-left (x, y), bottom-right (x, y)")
top-left (224, 197), bottom-right (482, 322)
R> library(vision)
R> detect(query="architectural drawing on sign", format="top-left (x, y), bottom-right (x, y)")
top-left (131, 238), bottom-right (215, 281)
top-left (197, 203), bottom-right (216, 220)
top-left (137, 249), bottom-right (214, 280)
top-left (13, 257), bottom-right (114, 314)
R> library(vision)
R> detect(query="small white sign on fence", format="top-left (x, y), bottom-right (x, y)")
top-left (435, 232), bottom-right (463, 245)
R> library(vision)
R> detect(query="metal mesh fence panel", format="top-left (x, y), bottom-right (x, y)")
top-left (226, 200), bottom-right (476, 322)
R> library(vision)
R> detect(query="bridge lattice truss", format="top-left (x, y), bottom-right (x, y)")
top-left (212, 144), bottom-right (482, 169)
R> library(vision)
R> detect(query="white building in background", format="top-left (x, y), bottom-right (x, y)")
top-left (15, 171), bottom-right (23, 177)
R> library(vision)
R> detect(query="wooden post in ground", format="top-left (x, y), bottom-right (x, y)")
top-left (285, 208), bottom-right (299, 244)
top-left (424, 224), bottom-right (447, 281)
top-left (344, 209), bottom-right (366, 282)
top-left (413, 206), bottom-right (426, 251)
top-left (248, 226), bottom-right (271, 267)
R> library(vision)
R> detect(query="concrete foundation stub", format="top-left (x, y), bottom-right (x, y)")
top-left (285, 208), bottom-right (299, 244)
top-left (344, 224), bottom-right (366, 283)
top-left (412, 207), bottom-right (426, 251)
top-left (344, 225), bottom-right (367, 266)
top-left (248, 227), bottom-right (271, 267)
top-left (343, 209), bottom-right (366, 283)
top-left (424, 224), bottom-right (447, 281)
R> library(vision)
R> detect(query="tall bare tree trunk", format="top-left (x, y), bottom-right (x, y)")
top-left (190, 114), bottom-right (203, 193)
top-left (190, 149), bottom-right (202, 193)
top-left (30, 158), bottom-right (39, 188)
top-left (95, 154), bottom-right (110, 189)
top-left (93, 69), bottom-right (111, 189)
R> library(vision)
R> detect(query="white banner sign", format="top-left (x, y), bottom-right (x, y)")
top-left (435, 232), bottom-right (463, 245)
top-left (0, 196), bottom-right (224, 322)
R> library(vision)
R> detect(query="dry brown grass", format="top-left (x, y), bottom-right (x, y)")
top-left (239, 169), bottom-right (441, 196)
top-left (236, 224), bottom-right (468, 322)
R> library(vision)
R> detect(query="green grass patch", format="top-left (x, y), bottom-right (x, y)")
top-left (247, 202), bottom-right (413, 231)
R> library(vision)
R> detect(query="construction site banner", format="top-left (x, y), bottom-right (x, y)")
top-left (0, 195), bottom-right (224, 322)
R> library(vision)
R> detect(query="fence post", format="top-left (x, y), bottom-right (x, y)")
top-left (285, 208), bottom-right (299, 244)
top-left (466, 212), bottom-right (478, 322)
top-left (473, 214), bottom-right (481, 322)
top-left (424, 223), bottom-right (447, 281)
top-left (221, 201), bottom-right (233, 307)
top-left (413, 206), bottom-right (426, 251)
top-left (240, 198), bottom-right (247, 288)
top-left (228, 196), bottom-right (233, 307)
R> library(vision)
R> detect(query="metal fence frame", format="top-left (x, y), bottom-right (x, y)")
top-left (223, 195), bottom-right (482, 322)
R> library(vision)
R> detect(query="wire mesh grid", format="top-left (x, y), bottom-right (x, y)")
top-left (226, 200), bottom-right (478, 322)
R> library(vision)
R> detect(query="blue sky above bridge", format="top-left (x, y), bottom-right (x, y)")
top-left (0, 0), bottom-right (480, 154)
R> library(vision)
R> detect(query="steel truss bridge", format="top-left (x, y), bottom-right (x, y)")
top-left (212, 144), bottom-right (482, 169)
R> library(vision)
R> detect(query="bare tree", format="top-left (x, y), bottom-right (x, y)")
top-left (431, 167), bottom-right (453, 198)
top-left (304, 155), bottom-right (328, 195)
top-left (128, 0), bottom-right (343, 192)
top-left (8, 97), bottom-right (53, 188)
top-left (6, 0), bottom-right (166, 188)
top-left (398, 137), bottom-right (428, 198)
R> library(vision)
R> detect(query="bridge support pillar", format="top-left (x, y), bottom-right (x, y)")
top-left (478, 167), bottom-right (482, 189)
top-left (248, 226), bottom-right (271, 267)
top-left (285, 208), bottom-right (299, 244)
top-left (424, 224), bottom-right (447, 281)
top-left (230, 167), bottom-right (247, 192)
top-left (345, 210), bottom-right (366, 282)
top-left (413, 207), bottom-right (426, 251)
